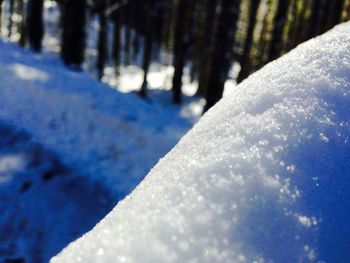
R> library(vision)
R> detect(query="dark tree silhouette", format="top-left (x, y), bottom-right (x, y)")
top-left (97, 0), bottom-right (109, 80)
top-left (284, 0), bottom-right (299, 51)
top-left (171, 0), bottom-right (187, 104)
top-left (307, 0), bottom-right (326, 39)
top-left (61, 0), bottom-right (87, 66)
top-left (256, 0), bottom-right (273, 67)
top-left (26, 0), bottom-right (44, 52)
top-left (112, 9), bottom-right (122, 77)
top-left (204, 0), bottom-right (241, 111)
top-left (160, 0), bottom-right (175, 52)
top-left (196, 0), bottom-right (218, 97)
top-left (172, 0), bottom-right (197, 104)
top-left (204, 0), bottom-right (241, 112)
top-left (140, 0), bottom-right (155, 97)
top-left (0, 0), bottom-right (3, 33)
top-left (320, 0), bottom-right (345, 33)
top-left (237, 0), bottom-right (260, 83)
top-left (291, 0), bottom-right (309, 48)
top-left (268, 0), bottom-right (289, 61)
top-left (18, 0), bottom-right (26, 47)
top-left (123, 4), bottom-right (132, 65)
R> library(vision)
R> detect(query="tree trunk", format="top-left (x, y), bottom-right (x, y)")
top-left (132, 31), bottom-right (140, 61)
top-left (256, 0), bottom-right (273, 68)
top-left (140, 0), bottom-right (155, 97)
top-left (307, 0), bottom-right (326, 39)
top-left (26, 0), bottom-right (44, 52)
top-left (324, 0), bottom-right (345, 31)
top-left (123, 4), bottom-right (131, 65)
top-left (268, 0), bottom-right (289, 61)
top-left (18, 0), bottom-right (26, 47)
top-left (318, 0), bottom-right (334, 34)
top-left (8, 0), bottom-right (15, 38)
top-left (196, 0), bottom-right (218, 97)
top-left (284, 0), bottom-right (298, 52)
top-left (343, 0), bottom-right (350, 21)
top-left (112, 9), bottom-right (121, 77)
top-left (0, 0), bottom-right (3, 33)
top-left (172, 0), bottom-right (197, 103)
top-left (97, 0), bottom-right (108, 80)
top-left (61, 0), bottom-right (87, 66)
top-left (293, 0), bottom-right (309, 46)
top-left (237, 0), bottom-right (260, 83)
top-left (140, 33), bottom-right (152, 97)
top-left (160, 0), bottom-right (175, 52)
top-left (204, 0), bottom-right (241, 112)
top-left (171, 0), bottom-right (187, 104)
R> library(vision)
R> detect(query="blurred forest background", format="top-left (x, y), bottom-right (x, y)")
top-left (0, 0), bottom-right (349, 111)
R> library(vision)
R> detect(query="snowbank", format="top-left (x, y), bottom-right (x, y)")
top-left (51, 23), bottom-right (350, 263)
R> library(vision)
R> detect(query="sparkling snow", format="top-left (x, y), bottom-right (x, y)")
top-left (52, 23), bottom-right (350, 263)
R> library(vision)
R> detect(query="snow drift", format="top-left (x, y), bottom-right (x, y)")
top-left (51, 23), bottom-right (350, 263)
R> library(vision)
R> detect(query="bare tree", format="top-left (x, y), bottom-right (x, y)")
top-left (268, 0), bottom-right (289, 61)
top-left (27, 0), bottom-right (44, 52)
top-left (196, 0), bottom-right (218, 97)
top-left (97, 0), bottom-right (109, 80)
top-left (172, 0), bottom-right (197, 104)
top-left (61, 0), bottom-right (87, 66)
top-left (237, 0), bottom-right (260, 83)
top-left (204, 0), bottom-right (241, 112)
top-left (140, 0), bottom-right (156, 97)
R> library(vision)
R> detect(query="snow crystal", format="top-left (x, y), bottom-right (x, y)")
top-left (52, 23), bottom-right (350, 262)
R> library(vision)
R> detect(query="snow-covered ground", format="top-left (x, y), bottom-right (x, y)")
top-left (0, 122), bottom-right (114, 262)
top-left (0, 40), bottom-right (199, 196)
top-left (0, 29), bottom-right (201, 263)
top-left (0, 2), bottom-right (209, 261)
top-left (52, 23), bottom-right (350, 263)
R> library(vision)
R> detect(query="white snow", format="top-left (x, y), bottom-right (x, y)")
top-left (52, 23), bottom-right (350, 263)
top-left (0, 4), bottom-right (204, 261)
top-left (0, 41), bottom-right (199, 196)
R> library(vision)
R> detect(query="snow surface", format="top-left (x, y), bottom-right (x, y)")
top-left (1, 3), bottom-right (203, 261)
top-left (52, 23), bottom-right (350, 263)
top-left (0, 122), bottom-right (114, 262)
top-left (0, 40), bottom-right (198, 197)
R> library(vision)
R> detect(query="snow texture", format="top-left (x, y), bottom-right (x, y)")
top-left (52, 23), bottom-right (350, 262)
top-left (0, 5), bottom-right (200, 260)
top-left (0, 40), bottom-right (195, 198)
top-left (0, 123), bottom-right (113, 263)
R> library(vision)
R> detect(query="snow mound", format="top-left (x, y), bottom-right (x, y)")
top-left (51, 23), bottom-right (350, 263)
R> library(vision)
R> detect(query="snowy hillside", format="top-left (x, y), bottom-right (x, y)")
top-left (0, 39), bottom-right (198, 261)
top-left (52, 23), bottom-right (350, 263)
top-left (0, 122), bottom-right (113, 262)
top-left (0, 41), bottom-right (197, 196)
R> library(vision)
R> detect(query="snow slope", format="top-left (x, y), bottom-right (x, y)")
top-left (52, 23), bottom-right (350, 263)
top-left (0, 41), bottom-right (196, 197)
top-left (0, 122), bottom-right (114, 262)
top-left (0, 36), bottom-right (198, 262)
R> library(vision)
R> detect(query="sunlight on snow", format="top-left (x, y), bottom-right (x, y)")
top-left (0, 154), bottom-right (26, 183)
top-left (104, 62), bottom-right (235, 98)
top-left (11, 63), bottom-right (49, 82)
